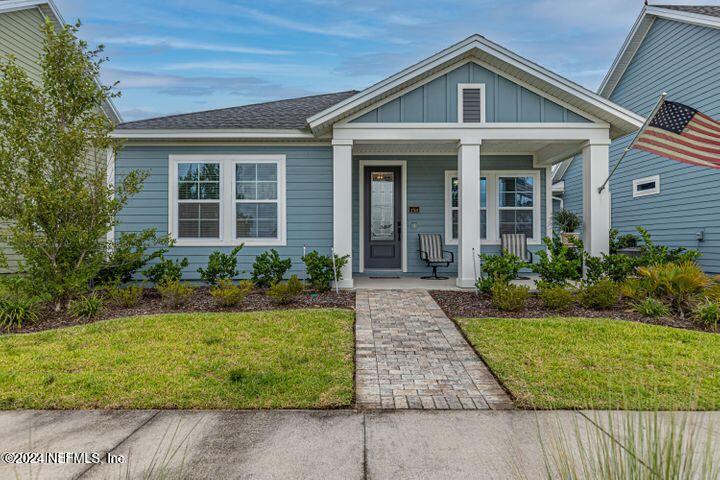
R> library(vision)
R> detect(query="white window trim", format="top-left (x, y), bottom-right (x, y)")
top-left (632, 174), bottom-right (660, 198)
top-left (168, 154), bottom-right (286, 247)
top-left (457, 83), bottom-right (486, 123)
top-left (444, 169), bottom-right (542, 245)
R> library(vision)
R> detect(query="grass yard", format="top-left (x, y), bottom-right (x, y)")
top-left (457, 317), bottom-right (720, 410)
top-left (0, 309), bottom-right (354, 409)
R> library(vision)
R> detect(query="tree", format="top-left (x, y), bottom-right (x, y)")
top-left (0, 20), bottom-right (146, 303)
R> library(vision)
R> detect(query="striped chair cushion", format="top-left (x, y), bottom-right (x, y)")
top-left (419, 234), bottom-right (446, 263)
top-left (501, 233), bottom-right (530, 261)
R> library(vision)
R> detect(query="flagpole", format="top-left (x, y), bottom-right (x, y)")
top-left (597, 92), bottom-right (667, 194)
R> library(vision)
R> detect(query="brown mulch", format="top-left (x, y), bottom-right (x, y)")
top-left (6, 288), bottom-right (356, 335)
top-left (429, 290), bottom-right (715, 333)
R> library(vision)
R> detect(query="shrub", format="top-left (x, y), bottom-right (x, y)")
top-left (585, 253), bottom-right (639, 284)
top-left (620, 278), bottom-right (652, 301)
top-left (637, 261), bottom-right (710, 316)
top-left (632, 297), bottom-right (670, 318)
top-left (636, 226), bottom-right (700, 266)
top-left (197, 245), bottom-right (244, 286)
top-left (143, 254), bottom-right (189, 285)
top-left (0, 296), bottom-right (41, 330)
top-left (491, 282), bottom-right (530, 311)
top-left (609, 228), bottom-right (639, 253)
top-left (68, 294), bottom-right (103, 319)
top-left (553, 209), bottom-right (582, 233)
top-left (578, 279), bottom-right (620, 310)
top-left (251, 249), bottom-right (292, 288)
top-left (530, 235), bottom-right (582, 286)
top-left (156, 279), bottom-right (194, 308)
top-left (538, 283), bottom-right (574, 311)
top-left (210, 279), bottom-right (254, 307)
top-left (694, 300), bottom-right (720, 330)
top-left (476, 253), bottom-right (525, 293)
top-left (95, 229), bottom-right (172, 285)
top-left (104, 283), bottom-right (144, 308)
top-left (301, 251), bottom-right (350, 292)
top-left (267, 275), bottom-right (304, 304)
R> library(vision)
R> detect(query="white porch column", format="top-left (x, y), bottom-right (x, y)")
top-left (582, 142), bottom-right (611, 257)
top-left (332, 139), bottom-right (354, 288)
top-left (457, 141), bottom-right (482, 288)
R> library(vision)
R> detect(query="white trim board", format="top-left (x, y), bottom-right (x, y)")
top-left (632, 174), bottom-right (660, 198)
top-left (113, 129), bottom-right (316, 140)
top-left (457, 83), bottom-right (487, 123)
top-left (358, 160), bottom-right (408, 273)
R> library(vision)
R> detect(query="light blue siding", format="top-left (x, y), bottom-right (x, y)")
top-left (560, 18), bottom-right (720, 272)
top-left (351, 62), bottom-right (591, 124)
top-left (115, 145), bottom-right (334, 281)
top-left (352, 155), bottom-right (547, 276)
top-left (559, 154), bottom-right (584, 232)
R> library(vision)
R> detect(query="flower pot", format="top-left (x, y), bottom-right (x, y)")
top-left (560, 232), bottom-right (580, 247)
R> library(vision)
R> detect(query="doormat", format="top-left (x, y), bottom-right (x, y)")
top-left (368, 276), bottom-right (401, 279)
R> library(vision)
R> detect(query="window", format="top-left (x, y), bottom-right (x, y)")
top-left (498, 176), bottom-right (534, 238)
top-left (457, 83), bottom-right (486, 123)
top-left (445, 170), bottom-right (541, 245)
top-left (633, 174), bottom-right (660, 197)
top-left (177, 162), bottom-right (221, 239)
top-left (169, 155), bottom-right (286, 246)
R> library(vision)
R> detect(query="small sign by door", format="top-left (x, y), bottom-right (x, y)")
top-left (409, 206), bottom-right (420, 214)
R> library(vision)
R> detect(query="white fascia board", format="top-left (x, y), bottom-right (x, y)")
top-left (309, 34), bottom-right (644, 134)
top-left (111, 129), bottom-right (316, 140)
top-left (648, 6), bottom-right (720, 30)
top-left (552, 180), bottom-right (564, 193)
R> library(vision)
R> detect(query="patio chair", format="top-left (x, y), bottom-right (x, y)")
top-left (418, 233), bottom-right (454, 280)
top-left (501, 233), bottom-right (533, 263)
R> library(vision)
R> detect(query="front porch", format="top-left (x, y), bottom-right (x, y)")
top-left (353, 275), bottom-right (540, 291)
top-left (332, 131), bottom-right (613, 289)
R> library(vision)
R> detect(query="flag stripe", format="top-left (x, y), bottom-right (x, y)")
top-left (635, 144), bottom-right (719, 168)
top-left (688, 117), bottom-right (720, 138)
top-left (695, 112), bottom-right (720, 132)
top-left (636, 137), bottom-right (720, 162)
top-left (644, 128), bottom-right (720, 154)
top-left (684, 123), bottom-right (720, 141)
top-left (681, 129), bottom-right (720, 145)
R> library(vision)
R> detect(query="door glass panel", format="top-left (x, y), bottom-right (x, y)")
top-left (370, 172), bottom-right (394, 241)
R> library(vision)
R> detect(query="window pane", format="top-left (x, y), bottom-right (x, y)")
top-left (236, 164), bottom-right (256, 181)
top-left (256, 182), bottom-right (277, 200)
top-left (236, 182), bottom-right (257, 200)
top-left (480, 177), bottom-right (487, 208)
top-left (200, 220), bottom-right (219, 238)
top-left (452, 209), bottom-right (458, 239)
top-left (499, 177), bottom-right (515, 193)
top-left (236, 203), bottom-right (278, 239)
top-left (177, 202), bottom-right (219, 238)
top-left (199, 183), bottom-right (220, 200)
top-left (516, 177), bottom-right (533, 191)
top-left (501, 192), bottom-right (515, 207)
top-left (480, 210), bottom-right (487, 239)
top-left (178, 220), bottom-right (198, 238)
top-left (451, 177), bottom-right (458, 208)
top-left (178, 203), bottom-right (199, 219)
top-left (516, 192), bottom-right (533, 207)
top-left (178, 182), bottom-right (198, 200)
top-left (370, 172), bottom-right (394, 241)
top-left (257, 163), bottom-right (277, 181)
top-left (199, 163), bottom-right (220, 182)
top-left (199, 203), bottom-right (219, 219)
top-left (178, 163), bottom-right (198, 182)
top-left (499, 209), bottom-right (533, 237)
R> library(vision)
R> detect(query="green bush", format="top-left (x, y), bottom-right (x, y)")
top-left (538, 283), bottom-right (574, 311)
top-left (694, 300), bottom-right (720, 330)
top-left (301, 251), bottom-right (350, 292)
top-left (632, 297), bottom-right (670, 318)
top-left (95, 229), bottom-right (172, 285)
top-left (197, 245), bottom-right (244, 286)
top-left (157, 279), bottom-right (194, 308)
top-left (578, 279), bottom-right (620, 310)
top-left (476, 253), bottom-right (525, 293)
top-left (530, 235), bottom-right (582, 286)
top-left (585, 253), bottom-right (639, 284)
top-left (636, 226), bottom-right (700, 266)
top-left (251, 249), bottom-right (292, 288)
top-left (209, 279), bottom-right (254, 307)
top-left (637, 261), bottom-right (710, 316)
top-left (553, 209), bottom-right (582, 233)
top-left (0, 296), bottom-right (41, 330)
top-left (68, 294), bottom-right (103, 319)
top-left (491, 282), bottom-right (530, 311)
top-left (609, 228), bottom-right (639, 253)
top-left (104, 283), bottom-right (144, 308)
top-left (142, 254), bottom-right (189, 285)
top-left (267, 275), bottom-right (304, 304)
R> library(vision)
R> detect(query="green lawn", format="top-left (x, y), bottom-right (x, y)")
top-left (457, 317), bottom-right (720, 410)
top-left (0, 309), bottom-right (354, 409)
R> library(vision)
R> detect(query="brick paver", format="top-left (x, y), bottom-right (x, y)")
top-left (355, 289), bottom-right (514, 410)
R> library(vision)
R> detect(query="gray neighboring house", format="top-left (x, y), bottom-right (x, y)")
top-left (0, 0), bottom-right (121, 273)
top-left (554, 4), bottom-right (720, 272)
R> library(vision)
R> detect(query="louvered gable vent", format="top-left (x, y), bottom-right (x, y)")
top-left (462, 88), bottom-right (482, 123)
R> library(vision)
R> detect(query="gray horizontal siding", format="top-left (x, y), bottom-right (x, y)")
top-left (115, 145), bottom-right (334, 281)
top-left (352, 155), bottom-right (546, 276)
top-left (351, 62), bottom-right (591, 124)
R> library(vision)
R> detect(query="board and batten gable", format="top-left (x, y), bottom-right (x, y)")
top-left (351, 62), bottom-right (591, 124)
top-left (0, 6), bottom-right (47, 273)
top-left (114, 145), bottom-right (334, 280)
top-left (560, 17), bottom-right (720, 272)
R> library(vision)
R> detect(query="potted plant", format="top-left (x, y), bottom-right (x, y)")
top-left (553, 209), bottom-right (582, 246)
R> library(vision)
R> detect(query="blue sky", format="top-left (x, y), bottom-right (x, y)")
top-left (53, 0), bottom-right (720, 122)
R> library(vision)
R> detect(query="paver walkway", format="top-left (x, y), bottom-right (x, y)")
top-left (355, 289), bottom-right (514, 410)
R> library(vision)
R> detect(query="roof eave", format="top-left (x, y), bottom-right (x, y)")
top-left (111, 128), bottom-right (319, 140)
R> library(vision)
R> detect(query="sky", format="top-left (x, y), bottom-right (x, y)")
top-left (51, 0), bottom-right (720, 122)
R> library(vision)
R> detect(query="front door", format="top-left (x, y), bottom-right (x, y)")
top-left (364, 166), bottom-right (402, 269)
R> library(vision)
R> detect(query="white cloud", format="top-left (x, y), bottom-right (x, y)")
top-left (99, 36), bottom-right (291, 55)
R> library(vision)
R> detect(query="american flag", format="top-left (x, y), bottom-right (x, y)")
top-left (634, 100), bottom-right (720, 168)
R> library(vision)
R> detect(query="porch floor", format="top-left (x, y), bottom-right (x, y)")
top-left (352, 275), bottom-right (540, 291)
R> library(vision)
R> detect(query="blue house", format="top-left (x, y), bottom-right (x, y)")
top-left (554, 4), bottom-right (720, 272)
top-left (112, 35), bottom-right (642, 287)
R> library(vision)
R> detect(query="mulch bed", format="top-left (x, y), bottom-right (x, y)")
top-left (6, 288), bottom-right (356, 335)
top-left (429, 290), bottom-right (715, 333)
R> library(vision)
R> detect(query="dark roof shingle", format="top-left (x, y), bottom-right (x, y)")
top-left (654, 5), bottom-right (720, 18)
top-left (117, 90), bottom-right (358, 130)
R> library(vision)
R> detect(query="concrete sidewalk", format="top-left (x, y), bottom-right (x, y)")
top-left (1, 410), bottom-right (718, 480)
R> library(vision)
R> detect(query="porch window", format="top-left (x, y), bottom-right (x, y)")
top-left (169, 155), bottom-right (286, 246)
top-left (498, 176), bottom-right (534, 238)
top-left (445, 172), bottom-right (487, 244)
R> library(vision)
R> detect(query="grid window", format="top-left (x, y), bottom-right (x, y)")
top-left (235, 162), bottom-right (279, 239)
top-left (177, 162), bottom-right (220, 238)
